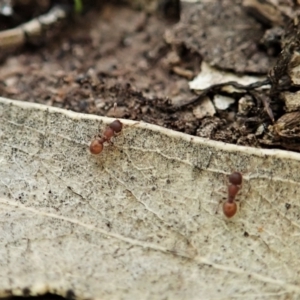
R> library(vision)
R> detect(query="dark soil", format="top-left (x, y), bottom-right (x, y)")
top-left (0, 1), bottom-right (283, 148)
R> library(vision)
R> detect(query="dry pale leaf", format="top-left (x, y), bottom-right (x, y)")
top-left (189, 62), bottom-right (268, 93)
top-left (1, 97), bottom-right (300, 299)
top-left (192, 96), bottom-right (216, 119)
top-left (213, 95), bottom-right (235, 110)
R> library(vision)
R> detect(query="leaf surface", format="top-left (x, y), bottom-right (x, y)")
top-left (0, 97), bottom-right (300, 299)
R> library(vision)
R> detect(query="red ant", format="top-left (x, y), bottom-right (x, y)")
top-left (89, 119), bottom-right (123, 155)
top-left (223, 171), bottom-right (243, 218)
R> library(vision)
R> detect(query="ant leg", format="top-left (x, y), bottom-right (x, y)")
top-left (107, 140), bottom-right (114, 146)
top-left (114, 121), bottom-right (139, 137)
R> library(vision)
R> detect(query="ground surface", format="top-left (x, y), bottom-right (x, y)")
top-left (0, 1), bottom-right (282, 147)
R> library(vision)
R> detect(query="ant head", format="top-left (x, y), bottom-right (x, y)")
top-left (223, 201), bottom-right (237, 218)
top-left (90, 138), bottom-right (104, 154)
top-left (229, 171), bottom-right (242, 186)
top-left (109, 120), bottom-right (123, 133)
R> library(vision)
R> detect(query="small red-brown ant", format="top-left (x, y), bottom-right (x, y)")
top-left (223, 171), bottom-right (243, 218)
top-left (90, 119), bottom-right (123, 155)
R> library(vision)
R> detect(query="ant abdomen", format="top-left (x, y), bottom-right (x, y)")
top-left (89, 138), bottom-right (104, 155)
top-left (223, 201), bottom-right (237, 218)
